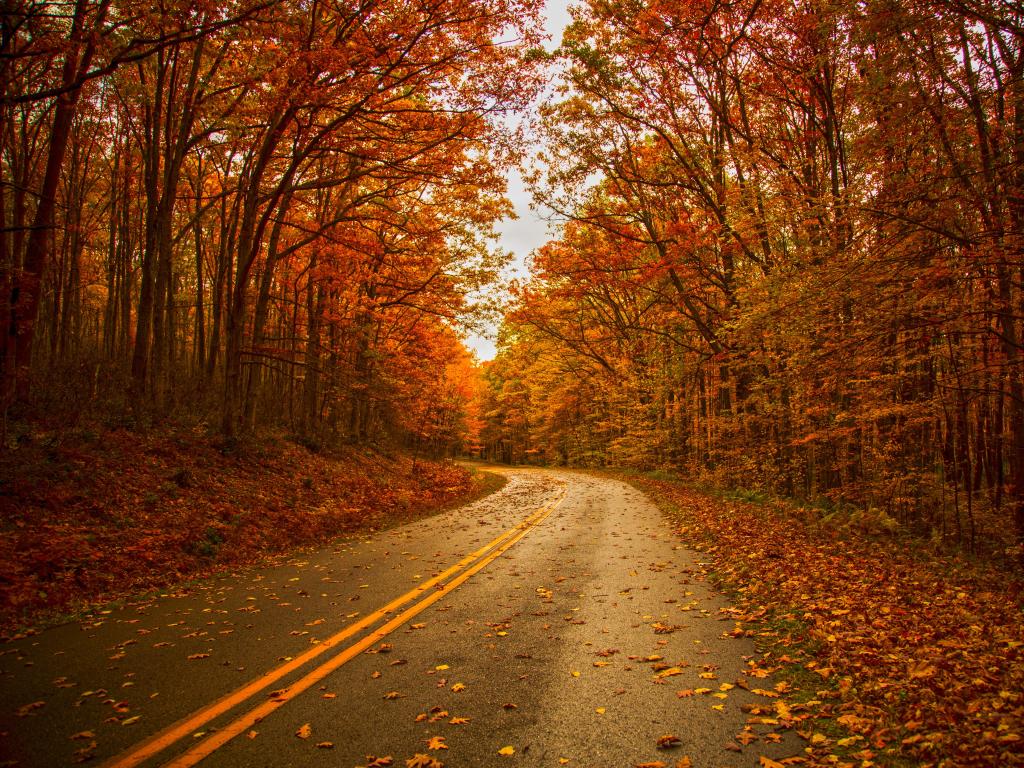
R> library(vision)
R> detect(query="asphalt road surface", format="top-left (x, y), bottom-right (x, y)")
top-left (1, 468), bottom-right (800, 767)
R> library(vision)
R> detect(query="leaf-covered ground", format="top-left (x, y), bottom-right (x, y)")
top-left (0, 425), bottom-right (487, 635)
top-left (629, 475), bottom-right (1024, 768)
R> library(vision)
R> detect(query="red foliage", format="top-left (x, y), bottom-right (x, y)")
top-left (0, 426), bottom-right (477, 633)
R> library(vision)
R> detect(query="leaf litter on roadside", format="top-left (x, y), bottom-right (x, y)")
top-left (633, 477), bottom-right (1024, 767)
top-left (0, 428), bottom-right (479, 632)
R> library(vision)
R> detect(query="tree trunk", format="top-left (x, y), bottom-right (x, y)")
top-left (6, 0), bottom-right (108, 402)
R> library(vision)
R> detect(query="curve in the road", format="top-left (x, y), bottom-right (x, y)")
top-left (102, 483), bottom-right (566, 768)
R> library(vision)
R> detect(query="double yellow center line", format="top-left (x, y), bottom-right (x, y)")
top-left (104, 486), bottom-right (566, 768)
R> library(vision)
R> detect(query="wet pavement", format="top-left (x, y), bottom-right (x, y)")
top-left (0, 468), bottom-right (800, 767)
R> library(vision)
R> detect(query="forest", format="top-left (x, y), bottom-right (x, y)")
top-left (2, 0), bottom-right (1023, 560)
top-left (2, 1), bottom-right (1023, 764)
top-left (1, 0), bottom-right (541, 452)
top-left (476, 0), bottom-right (1024, 559)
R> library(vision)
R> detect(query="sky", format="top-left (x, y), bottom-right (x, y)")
top-left (462, 0), bottom-right (574, 361)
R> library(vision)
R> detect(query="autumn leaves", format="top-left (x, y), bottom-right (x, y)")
top-left (89, 483), bottom-right (562, 767)
top-left (637, 475), bottom-right (1024, 765)
top-left (339, 671), bottom-right (482, 768)
top-left (480, 0), bottom-right (1024, 554)
top-left (2, 0), bottom-right (543, 451)
top-left (4, 470), bottom-right (820, 766)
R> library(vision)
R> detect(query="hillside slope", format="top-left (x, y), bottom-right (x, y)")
top-left (0, 426), bottom-right (489, 633)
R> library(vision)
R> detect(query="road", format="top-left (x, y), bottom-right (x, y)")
top-left (1, 468), bottom-right (799, 767)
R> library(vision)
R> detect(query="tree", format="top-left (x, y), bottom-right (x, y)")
top-left (483, 0), bottom-right (1024, 555)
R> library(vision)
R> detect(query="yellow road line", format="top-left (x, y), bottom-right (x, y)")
top-left (164, 490), bottom-right (564, 767)
top-left (102, 488), bottom-right (564, 768)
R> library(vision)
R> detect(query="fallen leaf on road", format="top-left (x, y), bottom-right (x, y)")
top-left (121, 715), bottom-right (141, 726)
top-left (450, 683), bottom-right (466, 692)
top-left (736, 728), bottom-right (758, 745)
top-left (70, 730), bottom-right (95, 741)
top-left (449, 717), bottom-right (470, 725)
top-left (759, 758), bottom-right (785, 768)
top-left (498, 746), bottom-right (515, 756)
top-left (427, 736), bottom-right (448, 750)
top-left (383, 691), bottom-right (404, 700)
top-left (296, 723), bottom-right (312, 739)
top-left (364, 758), bottom-right (393, 768)
top-left (652, 623), bottom-right (680, 634)
top-left (634, 762), bottom-right (666, 768)
top-left (187, 653), bottom-right (210, 660)
top-left (657, 735), bottom-right (681, 749)
top-left (15, 701), bottom-right (45, 717)
top-left (316, 741), bottom-right (334, 749)
top-left (406, 754), bottom-right (442, 768)
top-left (654, 667), bottom-right (685, 679)
top-left (676, 758), bottom-right (692, 768)
top-left (72, 742), bottom-right (97, 763)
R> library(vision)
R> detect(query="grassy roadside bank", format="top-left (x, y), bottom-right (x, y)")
top-left (0, 425), bottom-right (504, 636)
top-left (616, 470), bottom-right (1024, 768)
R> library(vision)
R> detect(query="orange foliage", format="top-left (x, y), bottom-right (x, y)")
top-left (485, 0), bottom-right (1024, 556)
top-left (635, 476), bottom-right (1024, 766)
top-left (0, 426), bottom-right (478, 632)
